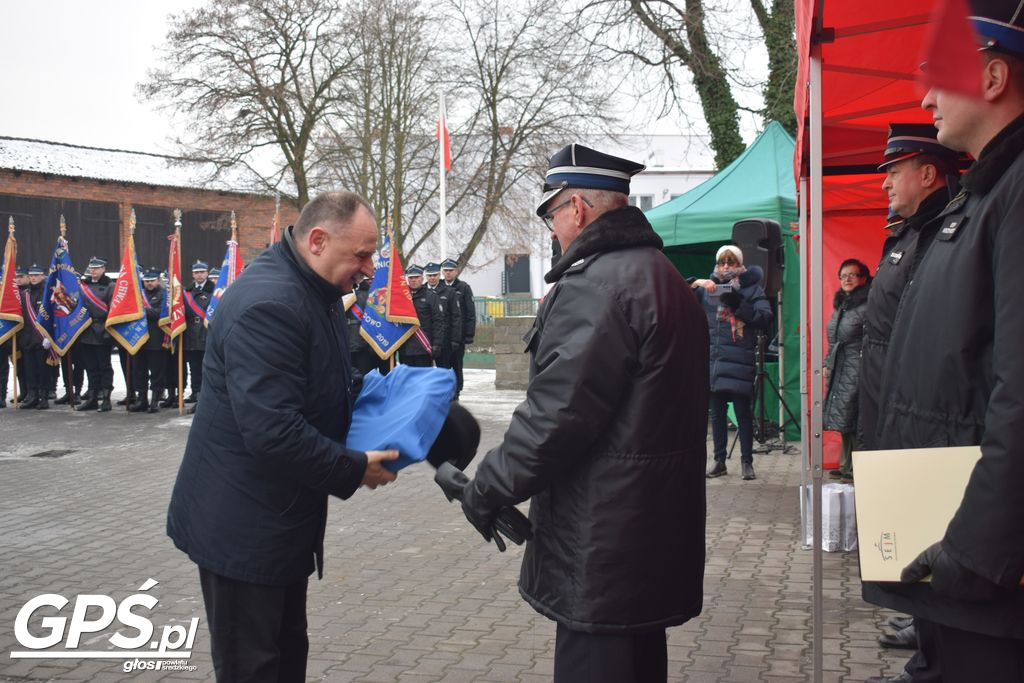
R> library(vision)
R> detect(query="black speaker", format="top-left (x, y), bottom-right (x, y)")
top-left (731, 218), bottom-right (784, 298)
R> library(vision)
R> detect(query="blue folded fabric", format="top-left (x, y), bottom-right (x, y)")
top-left (345, 365), bottom-right (457, 472)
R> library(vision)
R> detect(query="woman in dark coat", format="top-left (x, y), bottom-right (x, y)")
top-left (692, 245), bottom-right (773, 481)
top-left (823, 259), bottom-right (870, 482)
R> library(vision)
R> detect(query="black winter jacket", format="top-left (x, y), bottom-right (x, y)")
top-left (465, 206), bottom-right (709, 634)
top-left (858, 189), bottom-right (949, 449)
top-left (182, 279), bottom-right (214, 351)
top-left (404, 286), bottom-right (443, 357)
top-left (140, 285), bottom-right (166, 351)
top-left (823, 284), bottom-right (869, 434)
top-left (17, 282), bottom-right (45, 350)
top-left (866, 113), bottom-right (1024, 639)
top-left (445, 277), bottom-right (476, 344)
top-left (78, 275), bottom-right (113, 346)
top-left (167, 226), bottom-right (368, 586)
top-left (431, 283), bottom-right (462, 353)
top-left (694, 267), bottom-right (773, 398)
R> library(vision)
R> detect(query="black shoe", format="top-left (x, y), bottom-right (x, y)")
top-left (54, 392), bottom-right (71, 405)
top-left (159, 394), bottom-right (178, 408)
top-left (127, 399), bottom-right (148, 413)
top-left (878, 624), bottom-right (917, 649)
top-left (97, 390), bottom-right (112, 413)
top-left (78, 389), bottom-right (89, 401)
top-left (147, 391), bottom-right (160, 413)
top-left (742, 461), bottom-right (756, 480)
top-left (117, 396), bottom-right (130, 406)
top-left (47, 390), bottom-right (57, 400)
top-left (76, 391), bottom-right (99, 411)
top-left (184, 392), bottom-right (198, 404)
top-left (886, 615), bottom-right (913, 631)
top-left (186, 402), bottom-right (198, 415)
top-left (19, 391), bottom-right (40, 409)
top-left (0, 397), bottom-right (5, 408)
top-left (706, 461), bottom-right (727, 478)
top-left (36, 393), bottom-right (50, 410)
top-left (864, 674), bottom-right (912, 683)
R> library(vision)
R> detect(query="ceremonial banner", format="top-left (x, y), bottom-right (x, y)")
top-left (0, 225), bottom-right (23, 345)
top-left (159, 231), bottom-right (186, 344)
top-left (358, 233), bottom-right (419, 359)
top-left (106, 234), bottom-right (150, 354)
top-left (205, 239), bottom-right (243, 328)
top-left (36, 235), bottom-right (91, 355)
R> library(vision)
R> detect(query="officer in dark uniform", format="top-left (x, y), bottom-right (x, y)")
top-left (441, 257), bottom-right (475, 397)
top-left (75, 256), bottom-right (116, 412)
top-left (866, 3), bottom-right (1024, 678)
top-left (425, 261), bottom-right (461, 370)
top-left (347, 277), bottom-right (389, 377)
top-left (400, 265), bottom-right (443, 367)
top-left (182, 260), bottom-right (214, 403)
top-left (18, 264), bottom-right (49, 409)
top-left (130, 268), bottom-right (168, 413)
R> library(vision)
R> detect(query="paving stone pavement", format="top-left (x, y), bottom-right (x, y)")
top-left (1, 369), bottom-right (912, 681)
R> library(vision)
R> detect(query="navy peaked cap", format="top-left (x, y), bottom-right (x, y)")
top-left (142, 268), bottom-right (160, 280)
top-left (970, 0), bottom-right (1024, 56)
top-left (424, 262), bottom-right (441, 274)
top-left (406, 265), bottom-right (424, 276)
top-left (192, 261), bottom-right (209, 271)
top-left (15, 266), bottom-right (28, 276)
top-left (87, 256), bottom-right (107, 268)
top-left (27, 264), bottom-right (45, 275)
top-left (879, 123), bottom-right (959, 170)
top-left (537, 143), bottom-right (645, 216)
top-left (441, 258), bottom-right (459, 269)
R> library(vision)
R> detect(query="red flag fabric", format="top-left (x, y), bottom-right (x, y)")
top-left (385, 237), bottom-right (420, 322)
top-left (106, 233), bottom-right (150, 354)
top-left (0, 227), bottom-right (24, 344)
top-left (160, 231), bottom-right (186, 341)
top-left (921, 0), bottom-right (984, 97)
top-left (437, 102), bottom-right (452, 172)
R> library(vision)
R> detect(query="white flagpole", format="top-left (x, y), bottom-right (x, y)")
top-left (439, 88), bottom-right (448, 260)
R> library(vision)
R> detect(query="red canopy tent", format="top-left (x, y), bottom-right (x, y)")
top-left (793, 2), bottom-right (940, 679)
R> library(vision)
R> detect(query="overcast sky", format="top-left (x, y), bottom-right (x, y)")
top-left (2, 1), bottom-right (201, 154)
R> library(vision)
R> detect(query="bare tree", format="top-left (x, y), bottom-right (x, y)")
top-left (140, 0), bottom-right (356, 207)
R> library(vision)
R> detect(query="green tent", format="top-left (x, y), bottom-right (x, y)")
top-left (646, 122), bottom-right (800, 440)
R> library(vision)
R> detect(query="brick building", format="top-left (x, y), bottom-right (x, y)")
top-left (0, 136), bottom-right (299, 272)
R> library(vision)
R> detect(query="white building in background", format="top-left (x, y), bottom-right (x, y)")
top-left (455, 134), bottom-right (715, 300)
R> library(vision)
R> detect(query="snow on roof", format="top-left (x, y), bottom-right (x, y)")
top-left (0, 136), bottom-right (267, 195)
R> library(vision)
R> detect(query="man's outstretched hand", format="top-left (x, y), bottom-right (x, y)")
top-left (901, 541), bottom-right (1003, 602)
top-left (362, 450), bottom-right (399, 489)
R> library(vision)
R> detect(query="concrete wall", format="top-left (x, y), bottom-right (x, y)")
top-left (493, 316), bottom-right (534, 391)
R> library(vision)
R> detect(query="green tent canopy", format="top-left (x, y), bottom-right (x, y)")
top-left (646, 121), bottom-right (801, 440)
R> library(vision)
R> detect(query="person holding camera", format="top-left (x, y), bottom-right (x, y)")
top-left (692, 245), bottom-right (773, 480)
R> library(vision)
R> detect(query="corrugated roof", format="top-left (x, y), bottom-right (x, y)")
top-left (0, 136), bottom-right (266, 195)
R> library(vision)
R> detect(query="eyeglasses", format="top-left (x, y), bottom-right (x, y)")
top-left (541, 195), bottom-right (593, 231)
top-left (839, 272), bottom-right (864, 281)
top-left (717, 258), bottom-right (738, 266)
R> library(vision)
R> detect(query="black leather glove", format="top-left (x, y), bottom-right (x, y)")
top-left (901, 541), bottom-right (1003, 601)
top-left (434, 463), bottom-right (532, 552)
top-left (719, 290), bottom-right (741, 310)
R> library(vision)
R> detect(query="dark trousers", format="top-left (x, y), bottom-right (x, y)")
top-left (554, 623), bottom-right (667, 683)
top-left (199, 568), bottom-right (309, 683)
top-left (24, 347), bottom-right (48, 391)
top-left (1, 343), bottom-right (8, 399)
top-left (930, 621), bottom-right (1024, 682)
top-left (78, 343), bottom-right (114, 391)
top-left (710, 390), bottom-right (754, 463)
top-left (400, 353), bottom-right (433, 368)
top-left (185, 349), bottom-right (204, 395)
top-left (133, 349), bottom-right (167, 397)
top-left (904, 617), bottom-right (941, 682)
top-left (454, 343), bottom-right (466, 394)
top-left (352, 348), bottom-right (389, 377)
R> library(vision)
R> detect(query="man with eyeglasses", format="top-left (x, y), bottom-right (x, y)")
top-left (455, 143), bottom-right (710, 682)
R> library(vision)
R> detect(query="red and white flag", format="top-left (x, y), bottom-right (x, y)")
top-left (920, 0), bottom-right (984, 97)
top-left (437, 98), bottom-right (452, 172)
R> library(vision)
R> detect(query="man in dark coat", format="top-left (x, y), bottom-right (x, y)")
top-left (182, 261), bottom-right (214, 403)
top-left (459, 144), bottom-right (709, 682)
top-left (129, 269), bottom-right (168, 413)
top-left (400, 265), bottom-right (443, 367)
top-left (17, 264), bottom-right (49, 410)
top-left (441, 258), bottom-right (475, 398)
top-left (859, 124), bottom-right (960, 452)
top-left (426, 261), bottom-right (461, 370)
top-left (167, 191), bottom-right (398, 682)
top-left (691, 245), bottom-right (774, 481)
top-left (866, 4), bottom-right (1024, 678)
top-left (75, 256), bottom-right (115, 412)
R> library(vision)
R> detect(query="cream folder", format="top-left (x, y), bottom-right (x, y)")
top-left (852, 446), bottom-right (982, 582)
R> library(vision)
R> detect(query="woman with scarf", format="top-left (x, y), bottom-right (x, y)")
top-left (824, 259), bottom-right (871, 483)
top-left (692, 245), bottom-right (773, 480)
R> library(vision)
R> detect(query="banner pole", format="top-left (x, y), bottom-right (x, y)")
top-left (178, 341), bottom-right (183, 415)
top-left (439, 89), bottom-right (447, 261)
top-left (126, 353), bottom-right (133, 410)
top-left (66, 349), bottom-right (76, 407)
top-left (11, 336), bottom-right (18, 408)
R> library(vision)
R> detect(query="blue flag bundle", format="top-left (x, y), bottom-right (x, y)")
top-left (345, 364), bottom-right (457, 472)
top-left (35, 235), bottom-right (90, 355)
